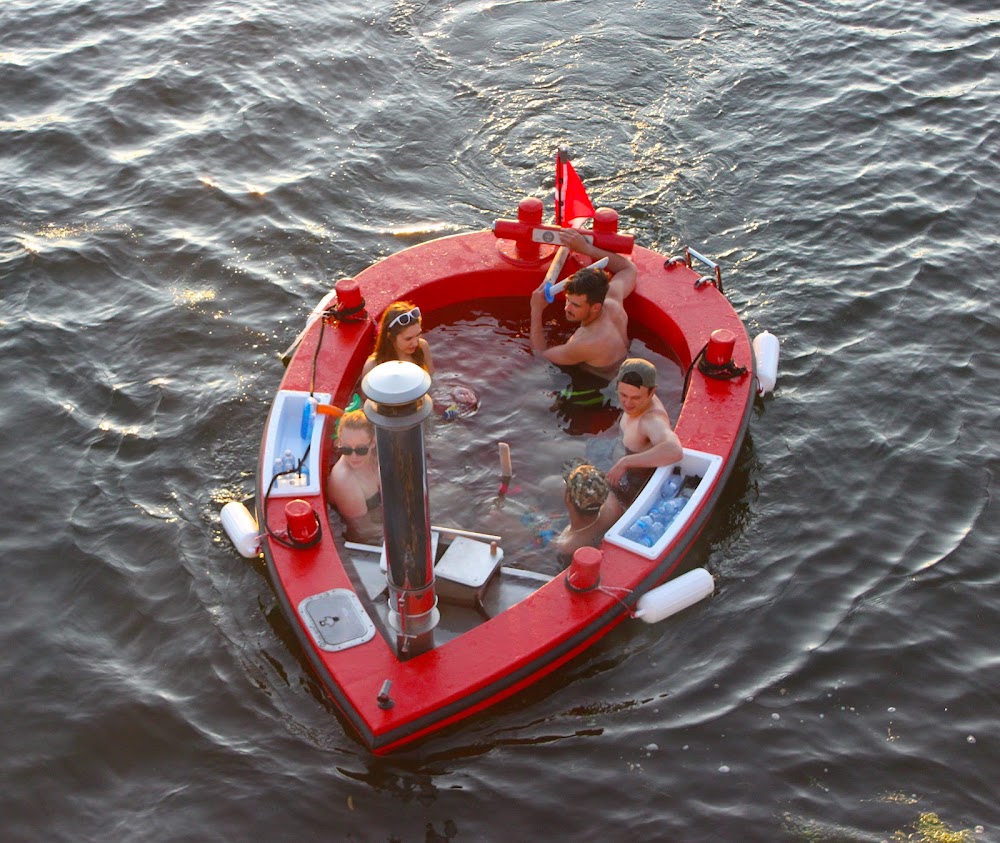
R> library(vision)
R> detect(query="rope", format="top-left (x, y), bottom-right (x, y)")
top-left (326, 301), bottom-right (368, 322)
top-left (697, 355), bottom-right (748, 380)
top-left (597, 583), bottom-right (639, 618)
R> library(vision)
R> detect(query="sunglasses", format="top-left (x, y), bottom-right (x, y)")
top-left (337, 445), bottom-right (371, 457)
top-left (387, 307), bottom-right (421, 330)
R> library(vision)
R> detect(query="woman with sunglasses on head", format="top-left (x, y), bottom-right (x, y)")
top-left (326, 409), bottom-right (383, 544)
top-left (361, 300), bottom-right (435, 380)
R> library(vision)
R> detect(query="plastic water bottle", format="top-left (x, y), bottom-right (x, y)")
top-left (626, 523), bottom-right (645, 542)
top-left (282, 449), bottom-right (296, 473)
top-left (273, 457), bottom-right (284, 478)
top-left (300, 396), bottom-right (317, 441)
top-left (650, 500), bottom-right (669, 518)
top-left (647, 520), bottom-right (665, 543)
top-left (635, 516), bottom-right (653, 534)
top-left (655, 499), bottom-right (678, 526)
top-left (661, 475), bottom-right (681, 499)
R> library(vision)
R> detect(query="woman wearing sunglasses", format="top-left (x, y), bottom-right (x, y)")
top-left (325, 409), bottom-right (382, 544)
top-left (361, 300), bottom-right (435, 380)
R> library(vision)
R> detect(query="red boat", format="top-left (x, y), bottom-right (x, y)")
top-left (222, 163), bottom-right (775, 754)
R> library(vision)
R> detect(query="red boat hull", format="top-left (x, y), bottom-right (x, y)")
top-left (258, 230), bottom-right (754, 753)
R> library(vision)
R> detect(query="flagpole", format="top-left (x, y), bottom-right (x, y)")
top-left (546, 145), bottom-right (595, 297)
top-left (554, 146), bottom-right (566, 227)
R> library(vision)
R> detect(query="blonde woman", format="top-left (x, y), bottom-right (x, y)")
top-left (326, 409), bottom-right (382, 544)
top-left (361, 301), bottom-right (434, 380)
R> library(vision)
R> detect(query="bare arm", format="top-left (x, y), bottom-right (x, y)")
top-left (529, 285), bottom-right (584, 365)
top-left (327, 464), bottom-right (383, 543)
top-left (529, 284), bottom-right (550, 356)
top-left (556, 229), bottom-right (636, 303)
top-left (530, 285), bottom-right (604, 367)
top-left (327, 464), bottom-right (368, 520)
top-left (606, 413), bottom-right (683, 486)
top-left (419, 337), bottom-right (435, 374)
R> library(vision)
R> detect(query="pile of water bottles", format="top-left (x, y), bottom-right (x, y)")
top-left (622, 471), bottom-right (698, 548)
top-left (273, 449), bottom-right (307, 486)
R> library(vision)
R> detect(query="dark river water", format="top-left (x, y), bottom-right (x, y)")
top-left (2, 0), bottom-right (998, 840)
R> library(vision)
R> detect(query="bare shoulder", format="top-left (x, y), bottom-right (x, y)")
top-left (419, 337), bottom-right (435, 372)
top-left (641, 406), bottom-right (674, 437)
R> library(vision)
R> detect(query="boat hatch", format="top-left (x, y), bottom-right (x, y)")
top-left (434, 536), bottom-right (505, 607)
top-left (298, 590), bottom-right (376, 652)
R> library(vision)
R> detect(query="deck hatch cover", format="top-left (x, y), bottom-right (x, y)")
top-left (298, 589), bottom-right (376, 652)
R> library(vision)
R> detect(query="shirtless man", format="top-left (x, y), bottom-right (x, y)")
top-left (553, 464), bottom-right (623, 568)
top-left (606, 358), bottom-right (684, 506)
top-left (530, 228), bottom-right (637, 381)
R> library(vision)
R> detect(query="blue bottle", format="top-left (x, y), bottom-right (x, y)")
top-left (625, 523), bottom-right (644, 542)
top-left (661, 475), bottom-right (681, 499)
top-left (300, 396), bottom-right (317, 442)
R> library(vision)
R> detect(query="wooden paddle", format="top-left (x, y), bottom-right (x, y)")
top-left (498, 442), bottom-right (512, 495)
top-left (541, 245), bottom-right (571, 294)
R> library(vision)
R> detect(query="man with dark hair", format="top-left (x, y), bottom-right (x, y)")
top-left (529, 228), bottom-right (637, 381)
top-left (607, 358), bottom-right (683, 506)
top-left (553, 463), bottom-right (623, 568)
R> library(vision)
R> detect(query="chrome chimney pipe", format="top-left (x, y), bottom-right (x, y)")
top-left (362, 361), bottom-right (438, 657)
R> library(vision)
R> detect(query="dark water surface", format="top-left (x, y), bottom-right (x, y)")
top-left (2, 0), bottom-right (998, 840)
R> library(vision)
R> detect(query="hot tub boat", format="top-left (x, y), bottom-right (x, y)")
top-left (224, 161), bottom-right (776, 754)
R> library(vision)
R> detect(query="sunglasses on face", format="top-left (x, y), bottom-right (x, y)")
top-left (337, 445), bottom-right (371, 457)
top-left (387, 307), bottom-right (421, 330)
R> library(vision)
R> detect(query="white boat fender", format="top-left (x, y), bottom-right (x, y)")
top-left (752, 330), bottom-right (780, 396)
top-left (634, 568), bottom-right (714, 624)
top-left (221, 501), bottom-right (261, 558)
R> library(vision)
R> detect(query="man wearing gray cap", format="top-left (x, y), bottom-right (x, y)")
top-left (607, 358), bottom-right (683, 506)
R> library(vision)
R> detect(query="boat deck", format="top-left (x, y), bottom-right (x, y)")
top-left (341, 538), bottom-right (553, 650)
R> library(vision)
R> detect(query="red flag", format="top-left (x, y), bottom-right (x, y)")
top-left (554, 151), bottom-right (595, 227)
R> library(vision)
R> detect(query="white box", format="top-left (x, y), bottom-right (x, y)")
top-left (434, 536), bottom-right (504, 606)
top-left (262, 389), bottom-right (331, 498)
top-left (604, 448), bottom-right (724, 560)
